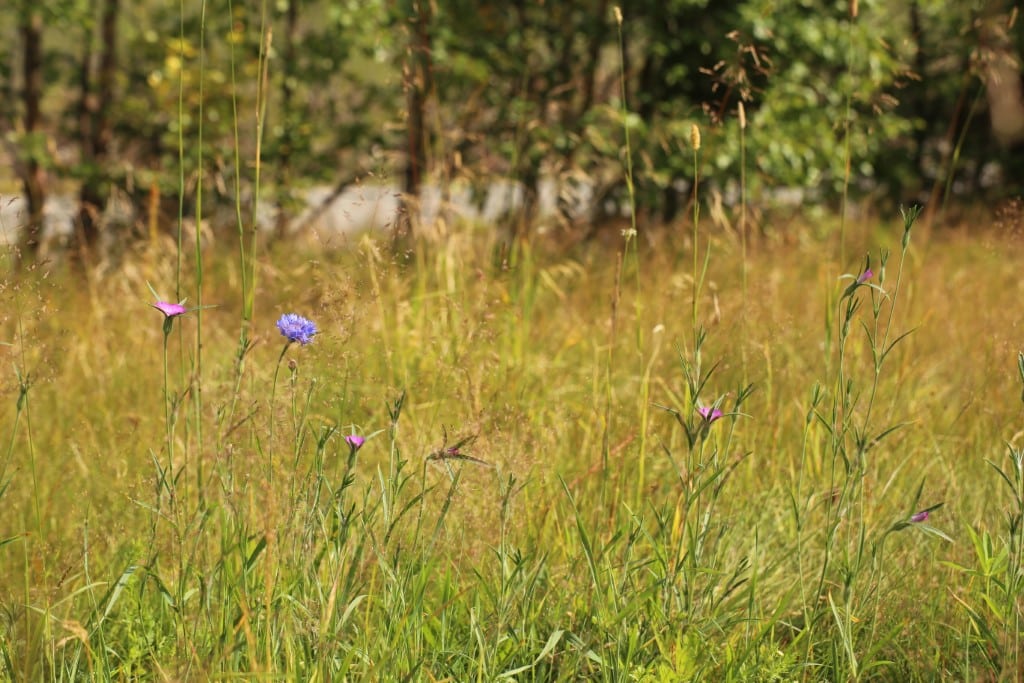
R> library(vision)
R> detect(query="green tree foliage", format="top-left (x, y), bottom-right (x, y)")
top-left (0, 0), bottom-right (1020, 248)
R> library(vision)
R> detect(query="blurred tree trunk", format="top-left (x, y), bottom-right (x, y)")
top-left (399, 0), bottom-right (432, 240)
top-left (551, 1), bottom-right (608, 230)
top-left (76, 0), bottom-right (120, 262)
top-left (507, 1), bottom-right (540, 241)
top-left (579, 0), bottom-right (608, 116)
top-left (17, 4), bottom-right (45, 266)
top-left (275, 0), bottom-right (299, 238)
top-left (978, 2), bottom-right (1024, 146)
top-left (908, 1), bottom-right (928, 182)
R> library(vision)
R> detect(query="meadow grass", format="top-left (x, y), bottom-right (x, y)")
top-left (0, 213), bottom-right (1022, 680)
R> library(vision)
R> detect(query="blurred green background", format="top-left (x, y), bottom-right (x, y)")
top-left (2, 0), bottom-right (1023, 258)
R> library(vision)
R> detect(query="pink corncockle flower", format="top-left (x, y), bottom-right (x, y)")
top-left (697, 406), bottom-right (723, 423)
top-left (345, 435), bottom-right (365, 451)
top-left (856, 268), bottom-right (874, 284)
top-left (910, 510), bottom-right (929, 523)
top-left (151, 301), bottom-right (188, 318)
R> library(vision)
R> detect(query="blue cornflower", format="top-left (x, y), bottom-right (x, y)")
top-left (277, 313), bottom-right (317, 345)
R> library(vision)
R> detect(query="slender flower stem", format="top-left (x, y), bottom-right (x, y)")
top-left (739, 102), bottom-right (749, 382)
top-left (692, 130), bottom-right (700, 336)
top-left (162, 322), bottom-right (173, 487)
top-left (268, 342), bottom-right (291, 483)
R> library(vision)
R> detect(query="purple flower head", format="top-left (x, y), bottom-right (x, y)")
top-left (697, 406), bottom-right (724, 423)
top-left (345, 435), bottom-right (365, 451)
top-left (277, 313), bottom-right (317, 345)
top-left (856, 268), bottom-right (874, 284)
top-left (910, 510), bottom-right (929, 523)
top-left (152, 301), bottom-right (188, 318)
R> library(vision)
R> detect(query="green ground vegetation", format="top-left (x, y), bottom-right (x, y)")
top-left (1, 213), bottom-right (1023, 679)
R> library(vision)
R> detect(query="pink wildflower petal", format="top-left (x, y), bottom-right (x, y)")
top-left (152, 301), bottom-right (188, 317)
top-left (697, 406), bottom-right (724, 423)
top-left (345, 435), bottom-right (365, 450)
top-left (910, 510), bottom-right (929, 523)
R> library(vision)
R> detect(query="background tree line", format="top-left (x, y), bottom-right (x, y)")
top-left (2, 0), bottom-right (1022, 261)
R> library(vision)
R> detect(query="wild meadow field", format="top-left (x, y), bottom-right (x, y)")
top-left (4, 2), bottom-right (1024, 678)
top-left (1, 204), bottom-right (1023, 680)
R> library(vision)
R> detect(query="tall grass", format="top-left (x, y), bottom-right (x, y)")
top-left (2, 213), bottom-right (1024, 679)
top-left (1, 7), bottom-right (1023, 683)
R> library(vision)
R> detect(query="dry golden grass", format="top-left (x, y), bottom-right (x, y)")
top-left (0, 215), bottom-right (1022, 678)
